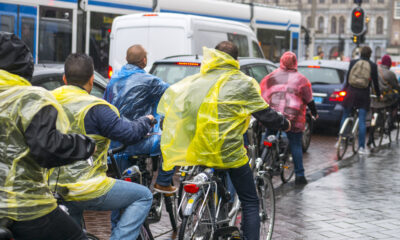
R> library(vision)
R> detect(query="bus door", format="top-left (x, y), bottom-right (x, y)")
top-left (18, 6), bottom-right (37, 62)
top-left (0, 3), bottom-right (17, 34)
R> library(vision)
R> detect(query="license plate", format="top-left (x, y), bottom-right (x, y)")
top-left (314, 96), bottom-right (323, 104)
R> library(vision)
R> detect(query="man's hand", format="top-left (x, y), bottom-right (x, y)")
top-left (146, 115), bottom-right (157, 126)
top-left (312, 114), bottom-right (319, 121)
top-left (284, 119), bottom-right (291, 132)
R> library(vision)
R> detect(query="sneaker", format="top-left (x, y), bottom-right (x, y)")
top-left (153, 183), bottom-right (178, 194)
top-left (295, 176), bottom-right (308, 185)
top-left (358, 147), bottom-right (370, 155)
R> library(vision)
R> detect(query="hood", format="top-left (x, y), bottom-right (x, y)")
top-left (200, 47), bottom-right (239, 74)
top-left (280, 51), bottom-right (297, 71)
top-left (0, 70), bottom-right (31, 87)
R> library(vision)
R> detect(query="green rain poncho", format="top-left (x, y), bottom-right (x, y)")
top-left (50, 86), bottom-right (119, 201)
top-left (158, 47), bottom-right (269, 171)
top-left (0, 70), bottom-right (69, 221)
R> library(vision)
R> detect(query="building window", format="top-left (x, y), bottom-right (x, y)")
top-left (340, 0), bottom-right (346, 3)
top-left (331, 17), bottom-right (337, 34)
top-left (363, 0), bottom-right (369, 3)
top-left (306, 16), bottom-right (312, 28)
top-left (339, 16), bottom-right (345, 34)
top-left (319, 0), bottom-right (325, 3)
top-left (395, 1), bottom-right (400, 19)
top-left (308, 0), bottom-right (312, 3)
top-left (332, 0), bottom-right (338, 3)
top-left (375, 47), bottom-right (382, 62)
top-left (376, 17), bottom-right (383, 34)
top-left (318, 16), bottom-right (324, 33)
top-left (377, 0), bottom-right (384, 3)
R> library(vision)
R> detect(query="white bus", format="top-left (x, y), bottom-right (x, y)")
top-left (0, 0), bottom-right (301, 76)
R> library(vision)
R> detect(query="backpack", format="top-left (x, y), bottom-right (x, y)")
top-left (348, 60), bottom-right (371, 88)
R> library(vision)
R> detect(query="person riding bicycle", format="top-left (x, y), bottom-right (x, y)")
top-left (104, 45), bottom-right (177, 194)
top-left (158, 41), bottom-right (290, 240)
top-left (260, 51), bottom-right (318, 185)
top-left (341, 46), bottom-right (381, 154)
top-left (0, 33), bottom-right (96, 240)
top-left (49, 53), bottom-right (154, 240)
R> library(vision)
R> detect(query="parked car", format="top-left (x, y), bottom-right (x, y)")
top-left (297, 60), bottom-right (349, 129)
top-left (32, 64), bottom-right (108, 98)
top-left (150, 55), bottom-right (313, 152)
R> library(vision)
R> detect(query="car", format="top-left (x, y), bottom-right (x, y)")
top-left (32, 64), bottom-right (108, 98)
top-left (297, 60), bottom-right (349, 129)
top-left (149, 55), bottom-right (313, 152)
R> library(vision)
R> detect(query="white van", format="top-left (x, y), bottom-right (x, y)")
top-left (108, 12), bottom-right (264, 74)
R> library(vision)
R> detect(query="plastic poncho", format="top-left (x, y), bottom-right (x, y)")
top-left (0, 70), bottom-right (69, 221)
top-left (50, 85), bottom-right (119, 201)
top-left (158, 47), bottom-right (269, 171)
top-left (104, 64), bottom-right (169, 157)
top-left (260, 51), bottom-right (313, 132)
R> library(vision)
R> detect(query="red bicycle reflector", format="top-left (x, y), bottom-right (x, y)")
top-left (308, 65), bottom-right (321, 68)
top-left (329, 90), bottom-right (347, 102)
top-left (124, 177), bottom-right (132, 182)
top-left (184, 184), bottom-right (200, 193)
top-left (354, 11), bottom-right (361, 18)
top-left (176, 62), bottom-right (200, 66)
top-left (263, 141), bottom-right (273, 147)
top-left (108, 66), bottom-right (113, 79)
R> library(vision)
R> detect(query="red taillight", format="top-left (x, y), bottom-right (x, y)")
top-left (308, 65), bottom-right (321, 68)
top-left (124, 177), bottom-right (132, 182)
top-left (108, 66), bottom-right (113, 79)
top-left (329, 91), bottom-right (347, 102)
top-left (184, 184), bottom-right (200, 193)
top-left (176, 62), bottom-right (200, 66)
top-left (143, 13), bottom-right (158, 17)
top-left (263, 141), bottom-right (273, 147)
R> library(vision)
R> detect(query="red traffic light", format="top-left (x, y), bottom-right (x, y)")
top-left (354, 11), bottom-right (361, 18)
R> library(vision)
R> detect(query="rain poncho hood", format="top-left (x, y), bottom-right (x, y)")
top-left (0, 70), bottom-right (69, 221)
top-left (158, 47), bottom-right (269, 171)
top-left (50, 85), bottom-right (119, 201)
top-left (104, 64), bottom-right (169, 156)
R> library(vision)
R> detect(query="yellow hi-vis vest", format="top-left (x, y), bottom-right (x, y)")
top-left (0, 70), bottom-right (69, 221)
top-left (158, 47), bottom-right (269, 171)
top-left (50, 85), bottom-right (119, 201)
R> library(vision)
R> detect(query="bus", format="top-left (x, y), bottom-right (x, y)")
top-left (0, 0), bottom-right (301, 77)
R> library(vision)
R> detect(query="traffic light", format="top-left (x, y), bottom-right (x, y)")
top-left (351, 7), bottom-right (365, 35)
top-left (352, 35), bottom-right (358, 44)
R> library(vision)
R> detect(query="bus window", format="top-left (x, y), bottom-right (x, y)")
top-left (0, 15), bottom-right (15, 33)
top-left (38, 6), bottom-right (72, 63)
top-left (90, 12), bottom-right (120, 78)
top-left (292, 34), bottom-right (299, 57)
top-left (228, 33), bottom-right (249, 57)
top-left (257, 29), bottom-right (290, 63)
top-left (21, 18), bottom-right (35, 52)
top-left (252, 41), bottom-right (264, 58)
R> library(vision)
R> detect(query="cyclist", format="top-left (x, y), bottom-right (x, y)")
top-left (158, 41), bottom-right (290, 240)
top-left (0, 33), bottom-right (95, 240)
top-left (49, 53), bottom-right (154, 240)
top-left (104, 45), bottom-right (177, 195)
top-left (260, 51), bottom-right (318, 185)
top-left (341, 46), bottom-right (381, 154)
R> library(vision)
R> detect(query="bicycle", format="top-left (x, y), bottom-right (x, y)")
top-left (368, 107), bottom-right (392, 148)
top-left (0, 218), bottom-right (12, 240)
top-left (336, 108), bottom-right (359, 160)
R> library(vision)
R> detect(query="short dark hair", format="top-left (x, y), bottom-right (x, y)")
top-left (64, 53), bottom-right (94, 86)
top-left (360, 46), bottom-right (372, 59)
top-left (215, 41), bottom-right (238, 60)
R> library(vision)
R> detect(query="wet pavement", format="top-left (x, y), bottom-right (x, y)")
top-left (84, 130), bottom-right (400, 239)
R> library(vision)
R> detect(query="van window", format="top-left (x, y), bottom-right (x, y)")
top-left (228, 33), bottom-right (249, 57)
top-left (0, 15), bottom-right (15, 33)
top-left (252, 41), bottom-right (264, 58)
top-left (195, 30), bottom-right (229, 55)
top-left (151, 64), bottom-right (200, 85)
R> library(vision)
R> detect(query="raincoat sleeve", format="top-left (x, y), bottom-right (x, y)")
top-left (25, 105), bottom-right (96, 168)
top-left (150, 77), bottom-right (169, 102)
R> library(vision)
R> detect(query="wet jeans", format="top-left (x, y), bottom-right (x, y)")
top-left (64, 179), bottom-right (152, 240)
top-left (340, 107), bottom-right (367, 148)
top-left (286, 131), bottom-right (305, 177)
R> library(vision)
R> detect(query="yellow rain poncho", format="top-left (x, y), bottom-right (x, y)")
top-left (158, 47), bottom-right (269, 171)
top-left (0, 70), bottom-right (69, 221)
top-left (50, 85), bottom-right (119, 201)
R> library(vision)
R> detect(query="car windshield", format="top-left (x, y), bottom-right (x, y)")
top-left (151, 63), bottom-right (201, 85)
top-left (298, 67), bottom-right (342, 85)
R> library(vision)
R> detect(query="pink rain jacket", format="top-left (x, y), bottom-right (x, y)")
top-left (260, 52), bottom-right (313, 132)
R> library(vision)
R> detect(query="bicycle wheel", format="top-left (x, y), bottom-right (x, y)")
top-left (137, 222), bottom-right (154, 240)
top-left (164, 194), bottom-right (178, 232)
top-left (352, 127), bottom-right (359, 154)
top-left (178, 197), bottom-right (212, 240)
top-left (336, 135), bottom-right (348, 160)
top-left (280, 153), bottom-right (294, 183)
top-left (256, 175), bottom-right (275, 240)
top-left (396, 116), bottom-right (400, 143)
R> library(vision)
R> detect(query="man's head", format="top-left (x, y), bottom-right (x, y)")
top-left (126, 45), bottom-right (147, 69)
top-left (360, 46), bottom-right (372, 59)
top-left (63, 53), bottom-right (94, 93)
top-left (215, 41), bottom-right (238, 60)
top-left (318, 51), bottom-right (324, 58)
top-left (381, 54), bottom-right (392, 68)
top-left (0, 32), bottom-right (34, 80)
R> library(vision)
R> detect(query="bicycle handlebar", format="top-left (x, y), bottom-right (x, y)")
top-left (108, 144), bottom-right (127, 155)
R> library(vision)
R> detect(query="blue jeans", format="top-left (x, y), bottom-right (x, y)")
top-left (228, 163), bottom-right (260, 240)
top-left (64, 179), bottom-right (153, 240)
top-left (286, 131), bottom-right (305, 177)
top-left (340, 107), bottom-right (367, 148)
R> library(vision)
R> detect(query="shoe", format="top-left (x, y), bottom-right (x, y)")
top-left (358, 147), bottom-right (370, 155)
top-left (295, 176), bottom-right (308, 185)
top-left (153, 183), bottom-right (178, 194)
top-left (334, 140), bottom-right (339, 148)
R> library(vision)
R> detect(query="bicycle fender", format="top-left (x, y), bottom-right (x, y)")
top-left (182, 192), bottom-right (202, 216)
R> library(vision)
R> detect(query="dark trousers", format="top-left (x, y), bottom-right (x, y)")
top-left (228, 163), bottom-right (260, 240)
top-left (10, 207), bottom-right (87, 240)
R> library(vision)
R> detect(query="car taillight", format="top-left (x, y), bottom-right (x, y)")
top-left (143, 13), bottom-right (158, 17)
top-left (108, 66), bottom-right (113, 79)
top-left (184, 184), bottom-right (200, 193)
top-left (176, 62), bottom-right (200, 66)
top-left (308, 65), bottom-right (321, 68)
top-left (263, 141), bottom-right (273, 147)
top-left (329, 91), bottom-right (346, 102)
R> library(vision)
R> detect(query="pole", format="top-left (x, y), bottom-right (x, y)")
top-left (309, 0), bottom-right (317, 59)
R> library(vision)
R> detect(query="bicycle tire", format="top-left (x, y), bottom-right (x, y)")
top-left (302, 117), bottom-right (312, 153)
top-left (352, 127), bottom-right (359, 154)
top-left (336, 136), bottom-right (348, 160)
top-left (280, 153), bottom-right (294, 183)
top-left (178, 197), bottom-right (212, 240)
top-left (164, 194), bottom-right (178, 232)
top-left (137, 222), bottom-right (154, 240)
top-left (396, 116), bottom-right (400, 143)
top-left (256, 175), bottom-right (275, 240)
top-left (378, 114), bottom-right (386, 147)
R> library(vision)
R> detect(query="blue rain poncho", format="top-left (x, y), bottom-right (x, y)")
top-left (104, 64), bottom-right (169, 156)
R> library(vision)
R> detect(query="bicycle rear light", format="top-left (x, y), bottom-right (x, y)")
top-left (263, 141), bottom-right (273, 147)
top-left (108, 65), bottom-right (113, 79)
top-left (184, 184), bottom-right (200, 193)
top-left (329, 90), bottom-right (347, 102)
